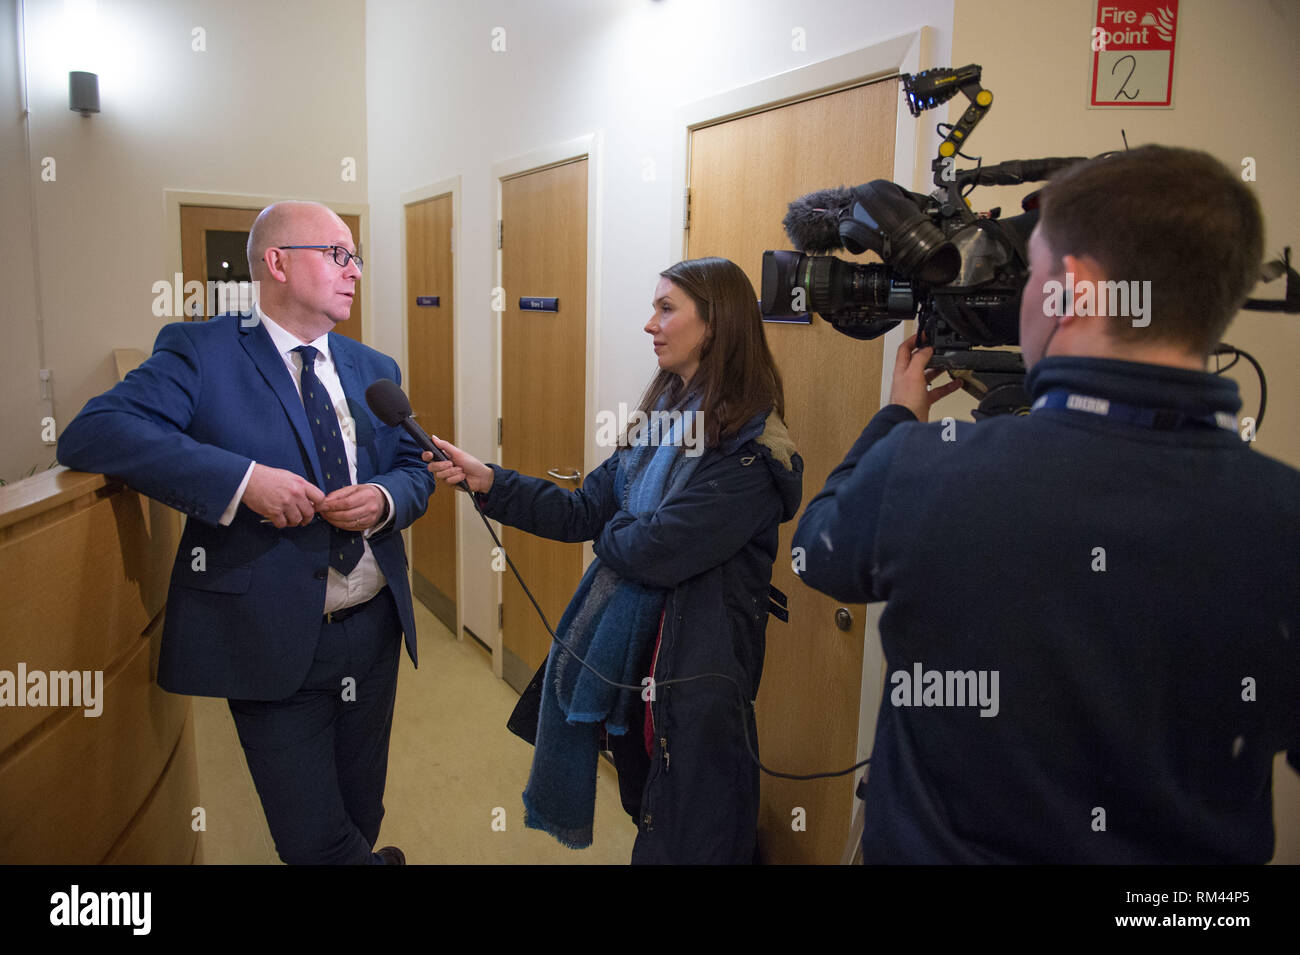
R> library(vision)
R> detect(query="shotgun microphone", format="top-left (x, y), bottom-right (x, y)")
top-left (782, 185), bottom-right (856, 253)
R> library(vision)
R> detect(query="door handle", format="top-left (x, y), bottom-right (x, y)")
top-left (546, 468), bottom-right (581, 482)
top-left (834, 607), bottom-right (854, 632)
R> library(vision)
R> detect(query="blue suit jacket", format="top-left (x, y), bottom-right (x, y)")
top-left (57, 313), bottom-right (438, 700)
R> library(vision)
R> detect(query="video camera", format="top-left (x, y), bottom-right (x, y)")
top-left (761, 64), bottom-right (1300, 419)
top-left (761, 65), bottom-right (1092, 416)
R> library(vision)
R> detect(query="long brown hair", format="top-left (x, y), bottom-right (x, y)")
top-left (627, 257), bottom-right (785, 449)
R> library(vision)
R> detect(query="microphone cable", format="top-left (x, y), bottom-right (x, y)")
top-left (459, 481), bottom-right (870, 782)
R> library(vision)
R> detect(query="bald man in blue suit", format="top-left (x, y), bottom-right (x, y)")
top-left (59, 201), bottom-right (437, 864)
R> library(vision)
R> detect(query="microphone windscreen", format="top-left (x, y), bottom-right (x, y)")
top-left (365, 378), bottom-right (412, 426)
top-left (783, 186), bottom-right (855, 253)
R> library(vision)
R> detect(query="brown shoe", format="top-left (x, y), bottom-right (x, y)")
top-left (375, 845), bottom-right (406, 865)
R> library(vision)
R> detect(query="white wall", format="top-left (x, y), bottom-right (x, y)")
top-left (364, 0), bottom-right (956, 644)
top-left (2, 0), bottom-right (368, 483)
top-left (0, 0), bottom-right (46, 485)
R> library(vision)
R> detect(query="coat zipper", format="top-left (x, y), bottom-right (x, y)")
top-left (649, 620), bottom-right (667, 776)
top-left (640, 593), bottom-right (675, 831)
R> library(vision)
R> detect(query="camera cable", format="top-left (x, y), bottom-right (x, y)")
top-left (464, 488), bottom-right (870, 781)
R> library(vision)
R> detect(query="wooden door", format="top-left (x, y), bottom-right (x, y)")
top-left (499, 159), bottom-right (588, 690)
top-left (179, 204), bottom-right (364, 342)
top-left (687, 80), bottom-right (897, 864)
top-left (405, 194), bottom-right (457, 631)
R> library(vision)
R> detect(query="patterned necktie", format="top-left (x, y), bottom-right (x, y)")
top-left (293, 345), bottom-right (363, 575)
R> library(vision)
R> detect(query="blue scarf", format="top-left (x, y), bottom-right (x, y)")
top-left (522, 394), bottom-right (703, 848)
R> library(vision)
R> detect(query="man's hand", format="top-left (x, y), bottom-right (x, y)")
top-left (316, 484), bottom-right (386, 531)
top-left (422, 436), bottom-right (494, 494)
top-left (243, 464), bottom-right (326, 528)
top-left (890, 333), bottom-right (963, 422)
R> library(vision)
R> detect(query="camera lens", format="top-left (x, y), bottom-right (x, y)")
top-left (761, 250), bottom-right (910, 329)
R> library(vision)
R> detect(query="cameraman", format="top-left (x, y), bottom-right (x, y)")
top-left (792, 145), bottom-right (1299, 863)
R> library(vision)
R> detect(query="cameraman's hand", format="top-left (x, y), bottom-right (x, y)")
top-left (422, 436), bottom-right (494, 494)
top-left (890, 333), bottom-right (962, 422)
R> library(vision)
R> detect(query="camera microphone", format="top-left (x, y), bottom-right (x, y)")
top-left (364, 378), bottom-right (469, 492)
top-left (782, 186), bottom-right (856, 253)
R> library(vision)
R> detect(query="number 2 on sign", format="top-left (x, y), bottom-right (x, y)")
top-left (1111, 54), bottom-right (1139, 100)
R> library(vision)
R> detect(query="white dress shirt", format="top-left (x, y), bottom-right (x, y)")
top-left (219, 304), bottom-right (394, 613)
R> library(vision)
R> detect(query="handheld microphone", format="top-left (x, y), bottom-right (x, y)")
top-left (364, 378), bottom-right (469, 492)
top-left (782, 186), bottom-right (855, 253)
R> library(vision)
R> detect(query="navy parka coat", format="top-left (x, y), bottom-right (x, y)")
top-left (477, 410), bottom-right (803, 863)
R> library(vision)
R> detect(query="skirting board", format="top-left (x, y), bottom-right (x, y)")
top-left (412, 570), bottom-right (455, 635)
top-left (501, 644), bottom-right (535, 695)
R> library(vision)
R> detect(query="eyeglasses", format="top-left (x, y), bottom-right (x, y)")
top-left (276, 245), bottom-right (364, 270)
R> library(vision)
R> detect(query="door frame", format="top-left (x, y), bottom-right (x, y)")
top-left (668, 29), bottom-right (941, 823)
top-left (164, 190), bottom-right (371, 341)
top-left (400, 177), bottom-right (464, 650)
top-left (488, 134), bottom-right (602, 678)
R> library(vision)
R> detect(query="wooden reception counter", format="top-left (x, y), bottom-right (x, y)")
top-left (0, 467), bottom-right (201, 864)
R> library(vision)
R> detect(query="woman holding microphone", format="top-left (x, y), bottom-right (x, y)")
top-left (425, 257), bottom-right (802, 864)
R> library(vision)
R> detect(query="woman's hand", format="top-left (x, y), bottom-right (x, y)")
top-left (889, 333), bottom-right (963, 422)
top-left (422, 436), bottom-right (494, 494)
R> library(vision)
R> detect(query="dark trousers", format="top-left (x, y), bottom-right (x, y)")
top-left (608, 696), bottom-right (652, 823)
top-left (228, 588), bottom-right (401, 865)
top-left (607, 635), bottom-right (656, 824)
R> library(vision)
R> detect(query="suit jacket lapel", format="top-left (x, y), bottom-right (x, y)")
top-left (239, 315), bottom-right (326, 485)
top-left (331, 334), bottom-right (378, 483)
